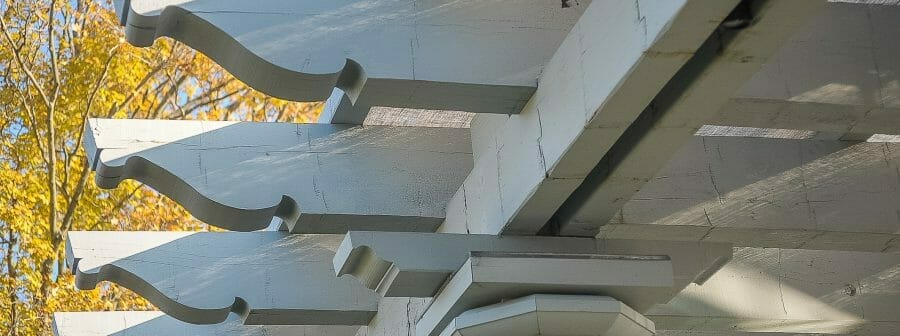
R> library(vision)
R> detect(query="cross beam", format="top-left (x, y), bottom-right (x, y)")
top-left (84, 118), bottom-right (471, 232)
top-left (113, 0), bottom-right (589, 120)
top-left (441, 0), bottom-right (745, 235)
top-left (52, 312), bottom-right (359, 336)
top-left (67, 232), bottom-right (379, 325)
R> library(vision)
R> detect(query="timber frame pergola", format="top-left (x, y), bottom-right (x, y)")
top-left (55, 1), bottom-right (900, 336)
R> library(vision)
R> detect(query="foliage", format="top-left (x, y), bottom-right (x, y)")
top-left (0, 0), bottom-right (322, 334)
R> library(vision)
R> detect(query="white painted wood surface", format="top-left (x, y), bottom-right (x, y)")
top-left (54, 247), bottom-right (900, 335)
top-left (343, 248), bottom-right (900, 336)
top-left (67, 231), bottom-right (380, 325)
top-left (112, 0), bottom-right (589, 118)
top-left (440, 0), bottom-right (742, 235)
top-left (648, 247), bottom-right (900, 335)
top-left (443, 2), bottom-right (900, 239)
top-left (416, 253), bottom-right (674, 336)
top-left (438, 295), bottom-right (655, 336)
top-left (555, 0), bottom-right (827, 236)
top-left (66, 1), bottom-right (900, 335)
top-left (709, 98), bottom-right (900, 137)
top-left (85, 118), bottom-right (472, 233)
top-left (354, 297), bottom-right (431, 336)
top-left (597, 136), bottom-right (900, 252)
top-left (334, 231), bottom-right (731, 299)
top-left (53, 312), bottom-right (359, 336)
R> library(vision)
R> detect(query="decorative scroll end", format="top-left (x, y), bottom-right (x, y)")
top-left (334, 233), bottom-right (395, 293)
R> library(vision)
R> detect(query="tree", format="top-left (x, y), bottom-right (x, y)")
top-left (0, 1), bottom-right (322, 334)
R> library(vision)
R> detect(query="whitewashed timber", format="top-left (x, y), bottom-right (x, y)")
top-left (85, 118), bottom-right (471, 232)
top-left (59, 0), bottom-right (900, 335)
top-left (334, 231), bottom-right (731, 298)
top-left (599, 136), bottom-right (900, 252)
top-left (349, 248), bottom-right (900, 336)
top-left (52, 312), bottom-right (360, 336)
top-left (66, 232), bottom-right (379, 325)
top-left (439, 0), bottom-right (743, 235)
top-left (709, 98), bottom-right (900, 137)
top-left (647, 247), bottom-right (900, 334)
top-left (553, 0), bottom-right (827, 236)
top-left (437, 295), bottom-right (655, 336)
top-left (112, 0), bottom-right (589, 122)
top-left (441, 1), bottom-right (900, 238)
top-left (416, 253), bottom-right (675, 336)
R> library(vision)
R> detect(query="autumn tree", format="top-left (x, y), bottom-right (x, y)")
top-left (0, 0), bottom-right (321, 334)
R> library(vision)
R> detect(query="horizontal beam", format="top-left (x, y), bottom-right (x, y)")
top-left (555, 0), bottom-right (826, 236)
top-left (596, 136), bottom-right (900, 252)
top-left (339, 244), bottom-right (900, 336)
top-left (334, 231), bottom-right (731, 298)
top-left (85, 118), bottom-right (472, 233)
top-left (52, 312), bottom-right (359, 336)
top-left (115, 0), bottom-right (588, 115)
top-left (359, 247), bottom-right (896, 335)
top-left (66, 231), bottom-right (379, 325)
top-left (649, 247), bottom-right (900, 335)
top-left (416, 253), bottom-right (675, 336)
top-left (441, 0), bottom-right (741, 235)
top-left (708, 98), bottom-right (900, 138)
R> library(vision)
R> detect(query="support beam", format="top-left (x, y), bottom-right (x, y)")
top-left (440, 0), bottom-right (742, 235)
top-left (113, 0), bottom-right (590, 119)
top-left (439, 295), bottom-right (655, 336)
top-left (85, 118), bottom-right (472, 233)
top-left (709, 98), bottom-right (900, 138)
top-left (648, 247), bottom-right (900, 335)
top-left (334, 231), bottom-right (731, 298)
top-left (416, 253), bottom-right (675, 336)
top-left (359, 297), bottom-right (431, 336)
top-left (598, 136), bottom-right (900, 252)
top-left (66, 232), bottom-right (380, 325)
top-left (337, 248), bottom-right (899, 335)
top-left (555, 0), bottom-right (827, 236)
top-left (319, 89), bottom-right (370, 125)
top-left (52, 312), bottom-right (359, 336)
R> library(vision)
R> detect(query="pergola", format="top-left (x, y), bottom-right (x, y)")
top-left (55, 1), bottom-right (900, 335)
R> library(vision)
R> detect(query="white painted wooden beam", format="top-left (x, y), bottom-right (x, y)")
top-left (334, 231), bottom-right (731, 298)
top-left (333, 249), bottom-right (900, 336)
top-left (440, 0), bottom-right (742, 235)
top-left (438, 295), bottom-right (655, 336)
top-left (656, 332), bottom-right (886, 336)
top-left (84, 118), bottom-right (472, 233)
top-left (735, 2), bottom-right (900, 111)
top-left (53, 312), bottom-right (359, 336)
top-left (415, 253), bottom-right (675, 336)
top-left (648, 247), bottom-right (900, 335)
top-left (554, 0), bottom-right (827, 236)
top-left (66, 231), bottom-right (380, 325)
top-left (416, 247), bottom-right (900, 335)
top-left (111, 0), bottom-right (589, 121)
top-left (595, 136), bottom-right (900, 252)
top-left (319, 89), bottom-right (370, 125)
top-left (709, 98), bottom-right (900, 138)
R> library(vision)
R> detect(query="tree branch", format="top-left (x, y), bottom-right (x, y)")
top-left (60, 158), bottom-right (89, 234)
top-left (107, 53), bottom-right (170, 118)
top-left (0, 9), bottom-right (53, 111)
top-left (88, 183), bottom-right (144, 231)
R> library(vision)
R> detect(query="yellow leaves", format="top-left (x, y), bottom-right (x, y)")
top-left (2, 0), bottom-right (322, 334)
